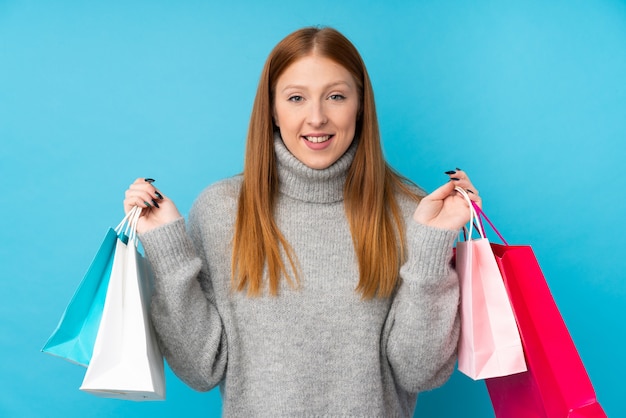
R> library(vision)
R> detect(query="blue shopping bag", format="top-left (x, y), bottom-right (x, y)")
top-left (42, 213), bottom-right (132, 367)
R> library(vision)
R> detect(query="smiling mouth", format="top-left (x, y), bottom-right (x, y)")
top-left (303, 135), bottom-right (332, 143)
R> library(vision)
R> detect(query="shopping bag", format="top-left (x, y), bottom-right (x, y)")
top-left (472, 204), bottom-right (606, 417)
top-left (455, 188), bottom-right (527, 380)
top-left (80, 207), bottom-right (165, 401)
top-left (42, 210), bottom-right (137, 366)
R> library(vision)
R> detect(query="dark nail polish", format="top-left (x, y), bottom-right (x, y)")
top-left (151, 199), bottom-right (160, 208)
top-left (456, 167), bottom-right (462, 171)
top-left (445, 170), bottom-right (457, 175)
top-left (466, 189), bottom-right (475, 194)
top-left (450, 177), bottom-right (460, 181)
top-left (143, 201), bottom-right (152, 208)
top-left (155, 191), bottom-right (163, 200)
top-left (145, 178), bottom-right (155, 183)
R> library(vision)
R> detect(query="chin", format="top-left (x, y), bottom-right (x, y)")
top-left (302, 159), bottom-right (333, 170)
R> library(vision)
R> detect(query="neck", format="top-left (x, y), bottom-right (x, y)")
top-left (274, 134), bottom-right (357, 204)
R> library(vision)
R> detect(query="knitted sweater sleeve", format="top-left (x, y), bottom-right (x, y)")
top-left (139, 215), bottom-right (227, 392)
top-left (384, 220), bottom-right (460, 393)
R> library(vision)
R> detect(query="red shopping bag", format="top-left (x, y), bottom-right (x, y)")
top-left (473, 204), bottom-right (606, 417)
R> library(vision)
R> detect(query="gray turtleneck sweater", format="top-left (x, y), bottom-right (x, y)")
top-left (139, 138), bottom-right (460, 417)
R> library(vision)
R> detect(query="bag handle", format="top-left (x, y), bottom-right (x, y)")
top-left (471, 201), bottom-right (509, 246)
top-left (128, 206), bottom-right (142, 247)
top-left (114, 207), bottom-right (136, 234)
top-left (113, 206), bottom-right (143, 247)
top-left (455, 187), bottom-right (484, 240)
top-left (455, 186), bottom-right (509, 246)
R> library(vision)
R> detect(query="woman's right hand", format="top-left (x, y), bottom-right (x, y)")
top-left (124, 178), bottom-right (182, 234)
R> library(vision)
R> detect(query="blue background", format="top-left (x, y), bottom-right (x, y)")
top-left (2, 0), bottom-right (625, 416)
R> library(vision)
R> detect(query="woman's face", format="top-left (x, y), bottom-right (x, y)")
top-left (273, 54), bottom-right (359, 170)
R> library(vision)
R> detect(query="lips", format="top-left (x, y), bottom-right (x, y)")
top-left (303, 135), bottom-right (332, 143)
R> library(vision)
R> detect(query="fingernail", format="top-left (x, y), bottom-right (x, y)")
top-left (143, 201), bottom-right (152, 208)
top-left (155, 191), bottom-right (163, 200)
top-left (450, 177), bottom-right (460, 181)
top-left (445, 170), bottom-right (457, 175)
top-left (145, 178), bottom-right (155, 183)
top-left (151, 199), bottom-right (160, 208)
top-left (456, 167), bottom-right (462, 171)
top-left (466, 189), bottom-right (475, 194)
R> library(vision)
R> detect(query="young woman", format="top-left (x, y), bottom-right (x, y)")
top-left (124, 26), bottom-right (480, 417)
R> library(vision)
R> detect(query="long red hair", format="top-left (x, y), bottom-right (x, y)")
top-left (232, 27), bottom-right (421, 298)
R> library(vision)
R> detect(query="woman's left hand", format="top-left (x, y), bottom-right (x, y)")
top-left (413, 169), bottom-right (481, 231)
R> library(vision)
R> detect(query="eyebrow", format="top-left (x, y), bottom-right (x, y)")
top-left (280, 80), bottom-right (353, 93)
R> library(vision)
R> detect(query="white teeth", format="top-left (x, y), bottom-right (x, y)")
top-left (304, 135), bottom-right (331, 143)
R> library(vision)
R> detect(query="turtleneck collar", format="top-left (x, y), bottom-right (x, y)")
top-left (274, 133), bottom-right (357, 204)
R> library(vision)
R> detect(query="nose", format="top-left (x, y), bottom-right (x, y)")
top-left (307, 101), bottom-right (327, 127)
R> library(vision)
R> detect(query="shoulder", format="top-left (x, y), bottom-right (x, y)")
top-left (394, 180), bottom-right (425, 216)
top-left (189, 175), bottom-right (242, 225)
top-left (196, 175), bottom-right (242, 204)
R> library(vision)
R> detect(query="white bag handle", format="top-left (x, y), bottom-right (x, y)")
top-left (455, 186), bottom-right (484, 240)
top-left (128, 206), bottom-right (142, 247)
top-left (113, 206), bottom-right (142, 246)
top-left (114, 207), bottom-right (135, 234)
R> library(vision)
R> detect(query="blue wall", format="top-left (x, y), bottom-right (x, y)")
top-left (2, 0), bottom-right (624, 416)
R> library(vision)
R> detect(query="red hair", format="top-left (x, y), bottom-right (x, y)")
top-left (232, 27), bottom-right (421, 298)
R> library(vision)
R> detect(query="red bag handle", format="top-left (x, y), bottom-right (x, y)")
top-left (471, 201), bottom-right (509, 246)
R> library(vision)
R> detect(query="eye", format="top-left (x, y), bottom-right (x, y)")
top-left (288, 95), bottom-right (304, 102)
top-left (329, 94), bottom-right (346, 101)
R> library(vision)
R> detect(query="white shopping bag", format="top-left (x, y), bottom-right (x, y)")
top-left (80, 207), bottom-right (165, 400)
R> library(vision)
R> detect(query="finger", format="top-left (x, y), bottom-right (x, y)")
top-left (424, 180), bottom-right (456, 201)
top-left (124, 194), bottom-right (156, 212)
top-left (446, 169), bottom-right (480, 196)
top-left (450, 179), bottom-right (477, 194)
top-left (125, 190), bottom-right (161, 206)
top-left (128, 179), bottom-right (165, 201)
top-left (446, 169), bottom-right (471, 189)
top-left (131, 177), bottom-right (155, 186)
top-left (444, 168), bottom-right (465, 181)
top-left (445, 168), bottom-right (475, 183)
top-left (454, 184), bottom-right (482, 209)
top-left (462, 177), bottom-right (480, 199)
top-left (468, 191), bottom-right (482, 208)
top-left (124, 178), bottom-right (165, 213)
top-left (127, 187), bottom-right (165, 203)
